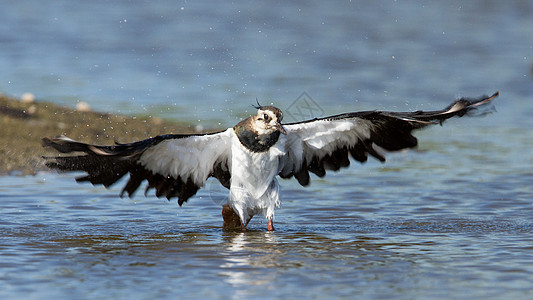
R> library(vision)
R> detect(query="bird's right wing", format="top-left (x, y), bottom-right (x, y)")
top-left (42, 128), bottom-right (234, 205)
top-left (278, 92), bottom-right (498, 186)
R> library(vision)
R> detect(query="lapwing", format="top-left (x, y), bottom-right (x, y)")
top-left (42, 92), bottom-right (498, 231)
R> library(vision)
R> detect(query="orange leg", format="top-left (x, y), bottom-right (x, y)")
top-left (241, 217), bottom-right (252, 231)
top-left (267, 218), bottom-right (275, 231)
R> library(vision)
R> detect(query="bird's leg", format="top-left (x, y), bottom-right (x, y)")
top-left (241, 216), bottom-right (252, 231)
top-left (267, 217), bottom-right (275, 231)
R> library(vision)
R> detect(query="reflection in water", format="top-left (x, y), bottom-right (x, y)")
top-left (217, 229), bottom-right (430, 297)
top-left (220, 232), bottom-right (280, 293)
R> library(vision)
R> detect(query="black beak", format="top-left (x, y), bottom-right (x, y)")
top-left (275, 122), bottom-right (287, 135)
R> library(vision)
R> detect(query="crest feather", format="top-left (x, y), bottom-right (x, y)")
top-left (251, 98), bottom-right (263, 110)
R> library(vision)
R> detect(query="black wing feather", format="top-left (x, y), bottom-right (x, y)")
top-left (281, 92), bottom-right (498, 186)
top-left (42, 131), bottom-right (230, 206)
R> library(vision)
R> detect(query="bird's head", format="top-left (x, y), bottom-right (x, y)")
top-left (252, 106), bottom-right (286, 135)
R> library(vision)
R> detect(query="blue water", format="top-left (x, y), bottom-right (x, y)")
top-left (1, 1), bottom-right (533, 299)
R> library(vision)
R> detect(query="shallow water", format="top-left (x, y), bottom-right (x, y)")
top-left (2, 1), bottom-right (533, 299)
top-left (2, 122), bottom-right (533, 299)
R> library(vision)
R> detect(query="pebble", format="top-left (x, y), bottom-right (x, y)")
top-left (20, 93), bottom-right (35, 103)
top-left (76, 101), bottom-right (91, 112)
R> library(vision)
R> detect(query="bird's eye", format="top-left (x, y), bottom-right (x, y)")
top-left (263, 114), bottom-right (269, 121)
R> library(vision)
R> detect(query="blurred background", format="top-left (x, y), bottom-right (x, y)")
top-left (1, 1), bottom-right (530, 126)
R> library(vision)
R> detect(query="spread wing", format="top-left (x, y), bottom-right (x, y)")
top-left (42, 128), bottom-right (234, 205)
top-left (279, 92), bottom-right (499, 186)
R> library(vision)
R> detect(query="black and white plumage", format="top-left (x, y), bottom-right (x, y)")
top-left (42, 92), bottom-right (498, 231)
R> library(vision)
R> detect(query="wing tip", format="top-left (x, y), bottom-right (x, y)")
top-left (470, 90), bottom-right (499, 107)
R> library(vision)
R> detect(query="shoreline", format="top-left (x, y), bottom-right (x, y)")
top-left (0, 94), bottom-right (197, 175)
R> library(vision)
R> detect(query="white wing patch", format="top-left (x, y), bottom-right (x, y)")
top-left (280, 119), bottom-right (372, 175)
top-left (139, 128), bottom-right (233, 186)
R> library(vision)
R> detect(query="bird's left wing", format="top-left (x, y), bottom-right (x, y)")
top-left (42, 128), bottom-right (234, 205)
top-left (278, 92), bottom-right (498, 186)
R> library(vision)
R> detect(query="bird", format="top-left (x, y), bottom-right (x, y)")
top-left (42, 91), bottom-right (498, 231)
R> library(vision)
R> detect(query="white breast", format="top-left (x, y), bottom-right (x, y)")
top-left (228, 133), bottom-right (286, 222)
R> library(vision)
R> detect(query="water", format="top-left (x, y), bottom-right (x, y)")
top-left (1, 1), bottom-right (533, 299)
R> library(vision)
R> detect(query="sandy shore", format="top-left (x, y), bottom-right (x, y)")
top-left (0, 94), bottom-right (196, 175)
